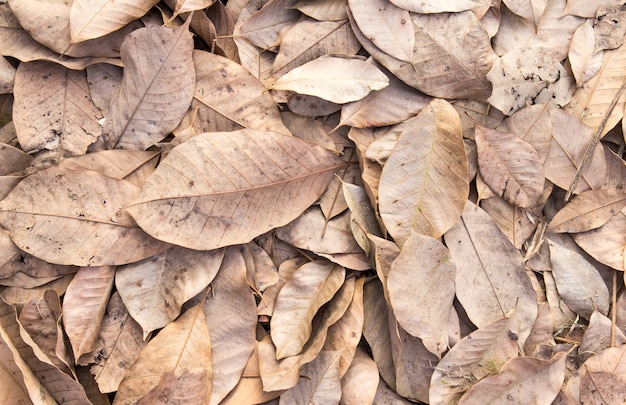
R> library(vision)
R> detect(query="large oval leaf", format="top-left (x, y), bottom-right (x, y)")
top-left (379, 99), bottom-right (469, 244)
top-left (0, 166), bottom-right (170, 266)
top-left (126, 129), bottom-right (347, 250)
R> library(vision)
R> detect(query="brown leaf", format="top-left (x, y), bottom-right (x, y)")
top-left (177, 50), bottom-right (290, 136)
top-left (58, 150), bottom-right (159, 180)
top-left (457, 353), bottom-right (567, 404)
top-left (271, 17), bottom-right (360, 78)
top-left (114, 303), bottom-right (212, 404)
top-left (580, 370), bottom-right (626, 405)
top-left (115, 246), bottom-right (224, 338)
top-left (580, 311), bottom-right (626, 363)
top-left (339, 347), bottom-right (379, 405)
top-left (83, 292), bottom-right (147, 393)
top-left (63, 266), bottom-right (115, 361)
top-left (474, 124), bottom-right (545, 208)
top-left (239, 0), bottom-right (300, 49)
top-left (203, 247), bottom-right (257, 405)
top-left (429, 315), bottom-right (519, 404)
top-left (548, 188), bottom-right (626, 233)
top-left (571, 207), bottom-right (626, 270)
top-left (13, 60), bottom-right (102, 157)
top-left (103, 23), bottom-right (195, 150)
top-left (291, 0), bottom-right (348, 21)
top-left (389, 0), bottom-right (489, 13)
top-left (279, 350), bottom-right (342, 405)
top-left (349, 0), bottom-right (414, 62)
top-left (0, 166), bottom-right (170, 266)
top-left (387, 231), bottom-right (455, 356)
top-left (137, 368), bottom-right (209, 405)
top-left (69, 0), bottom-right (159, 43)
top-left (444, 202), bottom-right (538, 348)
top-left (270, 260), bottom-right (345, 359)
top-left (126, 129), bottom-right (347, 250)
top-left (379, 99), bottom-right (468, 244)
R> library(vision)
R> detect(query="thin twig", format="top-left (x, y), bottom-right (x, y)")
top-left (612, 270), bottom-right (617, 347)
top-left (565, 79), bottom-right (626, 201)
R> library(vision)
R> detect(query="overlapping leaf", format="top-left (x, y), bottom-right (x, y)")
top-left (126, 129), bottom-right (348, 250)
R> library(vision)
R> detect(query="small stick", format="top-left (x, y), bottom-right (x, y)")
top-left (565, 79), bottom-right (626, 201)
top-left (611, 270), bottom-right (617, 347)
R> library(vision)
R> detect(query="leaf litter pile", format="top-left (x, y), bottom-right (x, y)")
top-left (2, 0), bottom-right (626, 403)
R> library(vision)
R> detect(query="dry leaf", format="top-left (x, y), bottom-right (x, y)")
top-left (458, 353), bottom-right (567, 404)
top-left (487, 46), bottom-right (573, 115)
top-left (571, 207), bottom-right (626, 270)
top-left (445, 202), bottom-right (538, 348)
top-left (63, 265), bottom-right (115, 361)
top-left (136, 368), bottom-right (209, 405)
top-left (69, 0), bottom-right (159, 43)
top-left (379, 99), bottom-right (468, 244)
top-left (115, 246), bottom-right (223, 338)
top-left (114, 303), bottom-right (212, 404)
top-left (0, 166), bottom-right (170, 266)
top-left (126, 129), bottom-right (347, 250)
top-left (388, 0), bottom-right (489, 13)
top-left (239, 0), bottom-right (300, 49)
top-left (548, 188), bottom-right (626, 233)
top-left (291, 0), bottom-right (348, 21)
top-left (271, 57), bottom-right (389, 104)
top-left (569, 19), bottom-right (603, 87)
top-left (387, 230), bottom-right (455, 356)
top-left (103, 23), bottom-right (195, 150)
top-left (475, 124), bottom-right (545, 208)
top-left (270, 260), bottom-right (345, 359)
top-left (13, 60), bottom-right (102, 157)
top-left (339, 347), bottom-right (378, 405)
top-left (278, 350), bottom-right (342, 405)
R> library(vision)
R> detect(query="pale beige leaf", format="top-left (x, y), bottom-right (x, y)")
top-left (458, 353), bottom-right (566, 404)
top-left (63, 266), bottom-right (115, 361)
top-left (562, 0), bottom-right (622, 17)
top-left (0, 4), bottom-right (119, 69)
top-left (580, 311), bottom-right (626, 362)
top-left (572, 207), bottom-right (626, 270)
top-left (126, 130), bottom-right (347, 250)
top-left (523, 302), bottom-right (556, 356)
top-left (116, 247), bottom-right (224, 338)
top-left (481, 194), bottom-right (542, 249)
top-left (594, 6), bottom-right (626, 52)
top-left (58, 150), bottom-right (160, 180)
top-left (453, 99), bottom-right (506, 140)
top-left (242, 241), bottom-right (278, 293)
top-left (279, 350), bottom-right (342, 405)
top-left (271, 18), bottom-right (360, 78)
top-left (259, 277), bottom-right (355, 391)
top-left (348, 0), bottom-right (413, 62)
top-left (355, 11), bottom-right (495, 100)
top-left (0, 299), bottom-right (91, 404)
top-left (13, 61), bottom-right (102, 157)
top-left (0, 143), bottom-right (32, 176)
top-left (548, 188), bottom-right (626, 233)
top-left (239, 0), bottom-right (300, 49)
top-left (281, 111), bottom-right (337, 151)
top-left (270, 260), bottom-right (345, 359)
top-left (548, 239), bottom-right (610, 319)
top-left (0, 166), bottom-right (169, 266)
top-left (487, 47), bottom-right (573, 115)
top-left (387, 0), bottom-right (488, 13)
top-left (69, 0), bottom-right (159, 43)
top-left (339, 66), bottom-right (431, 129)
top-left (206, 2), bottom-right (238, 61)
top-left (292, 0), bottom-right (348, 21)
top-left (203, 247), bottom-right (257, 405)
top-left (114, 303), bottom-right (211, 405)
top-left (372, 379), bottom-right (412, 404)
top-left (137, 368), bottom-right (209, 405)
top-left (86, 63), bottom-right (123, 115)
top-left (362, 279), bottom-right (395, 389)
top-left (83, 292), bottom-right (147, 393)
top-left (0, 319), bottom-right (57, 405)
top-left (475, 124), bottom-right (545, 208)
top-left (178, 50), bottom-right (290, 136)
top-left (342, 182), bottom-right (383, 256)
top-left (19, 290), bottom-right (72, 375)
top-left (429, 315), bottom-right (519, 404)
top-left (103, 23), bottom-right (195, 150)
top-left (171, 0), bottom-right (215, 19)
top-left (569, 19), bottom-right (603, 87)
top-left (387, 231), bottom-right (455, 356)
top-left (257, 257), bottom-right (308, 318)
top-left (498, 104), bottom-right (553, 163)
top-left (503, 0), bottom-right (546, 26)
top-left (276, 207), bottom-right (363, 256)
top-left (339, 347), bottom-right (378, 405)
top-left (271, 57), bottom-right (389, 104)
top-left (0, 274), bottom-right (73, 306)
top-left (444, 202), bottom-right (538, 348)
top-left (324, 277), bottom-right (365, 377)
top-left (379, 99), bottom-right (468, 244)
top-left (287, 94), bottom-right (342, 117)
top-left (564, 39), bottom-right (626, 138)
top-left (546, 109), bottom-right (607, 194)
top-left (580, 370), bottom-right (626, 404)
